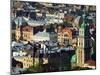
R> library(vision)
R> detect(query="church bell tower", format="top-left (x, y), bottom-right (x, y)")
top-left (76, 14), bottom-right (86, 67)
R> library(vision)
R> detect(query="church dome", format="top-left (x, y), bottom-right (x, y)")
top-left (71, 54), bottom-right (77, 63)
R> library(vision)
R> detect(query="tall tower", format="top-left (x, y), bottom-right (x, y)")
top-left (76, 14), bottom-right (86, 67)
top-left (15, 17), bottom-right (21, 41)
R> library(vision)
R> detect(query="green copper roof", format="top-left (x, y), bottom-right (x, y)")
top-left (71, 54), bottom-right (77, 63)
top-left (80, 20), bottom-right (86, 28)
top-left (80, 14), bottom-right (86, 29)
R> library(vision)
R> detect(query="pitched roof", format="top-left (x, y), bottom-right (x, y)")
top-left (14, 17), bottom-right (27, 26)
top-left (35, 31), bottom-right (50, 37)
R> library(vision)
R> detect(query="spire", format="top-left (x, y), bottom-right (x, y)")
top-left (80, 13), bottom-right (86, 29)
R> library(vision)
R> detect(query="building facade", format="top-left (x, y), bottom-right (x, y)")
top-left (14, 55), bottom-right (33, 69)
top-left (16, 25), bottom-right (34, 42)
top-left (58, 28), bottom-right (72, 45)
top-left (76, 14), bottom-right (85, 67)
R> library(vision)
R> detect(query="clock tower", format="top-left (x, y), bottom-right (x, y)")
top-left (76, 13), bottom-right (91, 67)
top-left (76, 14), bottom-right (85, 67)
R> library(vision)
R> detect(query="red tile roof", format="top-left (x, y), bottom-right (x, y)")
top-left (86, 60), bottom-right (96, 66)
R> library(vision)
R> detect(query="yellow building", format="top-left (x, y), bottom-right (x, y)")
top-left (58, 28), bottom-right (72, 44)
top-left (34, 58), bottom-right (48, 66)
top-left (43, 58), bottom-right (48, 64)
top-left (15, 25), bottom-right (34, 42)
top-left (15, 27), bottom-right (21, 41)
top-left (14, 55), bottom-right (33, 69)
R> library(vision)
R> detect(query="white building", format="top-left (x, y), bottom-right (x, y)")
top-left (33, 31), bottom-right (57, 42)
top-left (33, 31), bottom-right (50, 42)
top-left (13, 51), bottom-right (27, 57)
